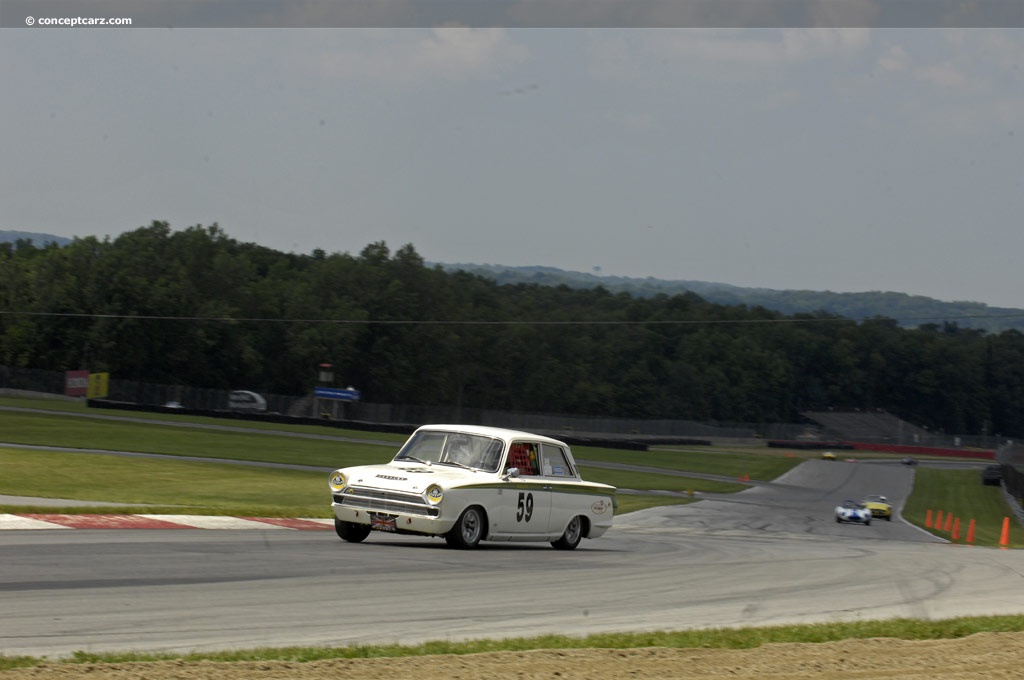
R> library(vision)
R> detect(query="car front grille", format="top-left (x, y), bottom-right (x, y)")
top-left (333, 488), bottom-right (440, 517)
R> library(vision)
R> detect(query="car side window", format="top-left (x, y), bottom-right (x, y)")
top-left (539, 444), bottom-right (576, 478)
top-left (507, 442), bottom-right (538, 475)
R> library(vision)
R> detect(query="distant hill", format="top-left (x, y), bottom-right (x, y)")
top-left (437, 263), bottom-right (1024, 333)
top-left (0, 230), bottom-right (72, 248)
top-left (4, 231), bottom-right (1020, 333)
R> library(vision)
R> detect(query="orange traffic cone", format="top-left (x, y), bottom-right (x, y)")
top-left (943, 512), bottom-right (954, 532)
top-left (966, 519), bottom-right (976, 545)
top-left (935, 510), bottom-right (944, 529)
top-left (1000, 517), bottom-right (1011, 549)
top-left (952, 517), bottom-right (960, 541)
top-left (925, 509), bottom-right (933, 528)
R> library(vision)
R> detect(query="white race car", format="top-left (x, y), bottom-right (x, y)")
top-left (835, 500), bottom-right (872, 525)
top-left (329, 424), bottom-right (617, 550)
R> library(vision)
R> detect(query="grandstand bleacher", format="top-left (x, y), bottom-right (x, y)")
top-left (800, 410), bottom-right (933, 445)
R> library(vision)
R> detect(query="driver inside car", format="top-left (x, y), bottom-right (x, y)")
top-left (446, 436), bottom-right (475, 466)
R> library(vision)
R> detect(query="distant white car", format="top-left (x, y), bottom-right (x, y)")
top-left (228, 390), bottom-right (266, 412)
top-left (329, 424), bottom-right (616, 549)
top-left (835, 500), bottom-right (872, 525)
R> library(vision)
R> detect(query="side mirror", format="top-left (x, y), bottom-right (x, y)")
top-left (503, 467), bottom-right (520, 480)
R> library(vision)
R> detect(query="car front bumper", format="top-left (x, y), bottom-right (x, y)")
top-left (332, 484), bottom-right (456, 536)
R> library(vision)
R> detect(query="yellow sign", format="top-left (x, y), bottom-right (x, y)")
top-left (86, 372), bottom-right (109, 399)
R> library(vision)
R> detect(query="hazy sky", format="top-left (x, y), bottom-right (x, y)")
top-left (3, 25), bottom-right (1022, 306)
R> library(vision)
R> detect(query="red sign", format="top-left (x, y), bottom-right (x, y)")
top-left (64, 370), bottom-right (89, 397)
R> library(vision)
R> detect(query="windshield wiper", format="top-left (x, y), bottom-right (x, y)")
top-left (437, 460), bottom-right (475, 470)
top-left (400, 456), bottom-right (432, 465)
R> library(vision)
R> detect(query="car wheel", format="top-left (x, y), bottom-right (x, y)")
top-left (335, 519), bottom-right (371, 543)
top-left (865, 519), bottom-right (871, 526)
top-left (885, 515), bottom-right (891, 521)
top-left (446, 506), bottom-right (485, 549)
top-left (551, 515), bottom-right (584, 550)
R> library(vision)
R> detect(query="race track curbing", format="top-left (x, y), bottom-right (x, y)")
top-left (0, 514), bottom-right (334, 530)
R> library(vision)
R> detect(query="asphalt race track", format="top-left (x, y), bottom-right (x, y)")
top-left (3, 459), bottom-right (1024, 659)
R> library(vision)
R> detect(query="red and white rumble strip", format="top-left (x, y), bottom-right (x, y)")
top-left (0, 513), bottom-right (334, 531)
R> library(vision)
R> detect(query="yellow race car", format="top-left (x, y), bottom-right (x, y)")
top-left (862, 494), bottom-right (892, 521)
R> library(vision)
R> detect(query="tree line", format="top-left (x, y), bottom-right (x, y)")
top-left (2, 221), bottom-right (1023, 437)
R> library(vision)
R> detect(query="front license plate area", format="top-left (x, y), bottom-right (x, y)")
top-left (370, 513), bottom-right (397, 532)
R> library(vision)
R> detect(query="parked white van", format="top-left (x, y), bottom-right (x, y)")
top-left (228, 390), bottom-right (267, 412)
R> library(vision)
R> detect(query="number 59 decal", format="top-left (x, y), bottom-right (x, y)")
top-left (516, 491), bottom-right (534, 522)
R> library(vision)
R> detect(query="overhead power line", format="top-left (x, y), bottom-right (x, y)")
top-left (2, 310), bottom-right (1023, 325)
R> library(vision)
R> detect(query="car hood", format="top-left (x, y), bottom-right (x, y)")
top-left (337, 463), bottom-right (488, 493)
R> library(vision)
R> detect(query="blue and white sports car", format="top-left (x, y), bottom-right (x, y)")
top-left (835, 500), bottom-right (872, 525)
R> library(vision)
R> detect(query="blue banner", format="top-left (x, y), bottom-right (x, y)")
top-left (315, 387), bottom-right (361, 402)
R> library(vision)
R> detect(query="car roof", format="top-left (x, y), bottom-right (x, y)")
top-left (415, 424), bottom-right (570, 447)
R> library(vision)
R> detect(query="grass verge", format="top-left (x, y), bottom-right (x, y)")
top-left (0, 410), bottom-right (396, 468)
top-left (0, 447), bottom-right (330, 516)
top-left (902, 466), bottom-right (1024, 548)
top-left (2, 614), bottom-right (1023, 670)
top-left (576, 444), bottom-right (805, 481)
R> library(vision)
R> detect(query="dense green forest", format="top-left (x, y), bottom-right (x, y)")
top-left (3, 221), bottom-right (1024, 437)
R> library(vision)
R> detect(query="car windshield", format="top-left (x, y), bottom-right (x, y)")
top-left (394, 431), bottom-right (504, 473)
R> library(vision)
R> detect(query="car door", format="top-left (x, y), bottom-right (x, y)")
top-left (497, 441), bottom-right (551, 537)
top-left (537, 442), bottom-right (581, 534)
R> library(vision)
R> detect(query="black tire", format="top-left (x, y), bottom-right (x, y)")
top-left (445, 506), bottom-right (485, 549)
top-left (885, 515), bottom-right (891, 521)
top-left (865, 520), bottom-right (871, 526)
top-left (551, 515), bottom-right (584, 550)
top-left (335, 518), bottom-right (371, 543)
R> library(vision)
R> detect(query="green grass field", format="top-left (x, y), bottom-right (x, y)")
top-left (2, 394), bottom-right (1023, 669)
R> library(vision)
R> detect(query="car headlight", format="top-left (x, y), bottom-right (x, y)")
top-left (329, 471), bottom-right (347, 492)
top-left (425, 484), bottom-right (443, 505)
